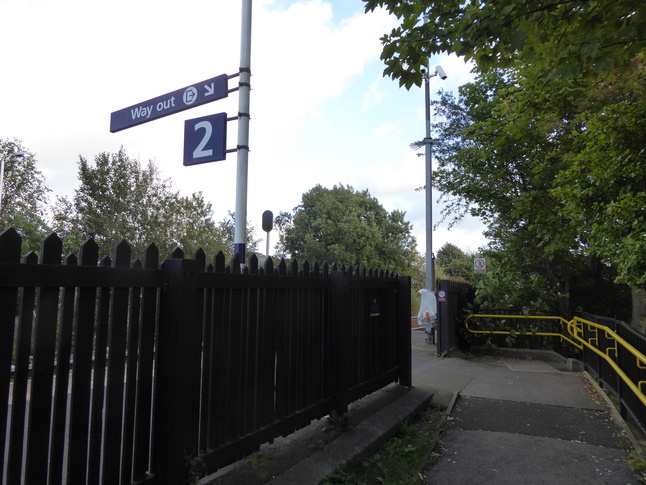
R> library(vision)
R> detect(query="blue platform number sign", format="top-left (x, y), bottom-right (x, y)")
top-left (184, 113), bottom-right (227, 166)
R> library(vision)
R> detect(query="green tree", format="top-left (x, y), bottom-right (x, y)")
top-left (168, 195), bottom-right (254, 259)
top-left (0, 139), bottom-right (51, 251)
top-left (364, 0), bottom-right (646, 88)
top-left (473, 247), bottom-right (631, 320)
top-left (432, 66), bottom-right (634, 319)
top-left (554, 59), bottom-right (646, 289)
top-left (52, 147), bottom-right (255, 259)
top-left (277, 184), bottom-right (420, 277)
top-left (553, 60), bottom-right (646, 329)
top-left (53, 147), bottom-right (176, 255)
top-left (436, 242), bottom-right (472, 281)
top-left (211, 210), bottom-right (261, 260)
top-left (473, 254), bottom-right (559, 315)
top-left (433, 69), bottom-right (584, 314)
top-left (365, 0), bottom-right (645, 326)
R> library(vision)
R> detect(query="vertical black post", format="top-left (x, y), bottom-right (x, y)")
top-left (133, 244), bottom-right (159, 479)
top-left (25, 234), bottom-right (62, 484)
top-left (437, 280), bottom-right (449, 356)
top-left (67, 239), bottom-right (99, 485)
top-left (398, 276), bottom-right (412, 387)
top-left (329, 271), bottom-right (349, 416)
top-left (102, 241), bottom-right (131, 484)
top-left (49, 253), bottom-right (77, 484)
top-left (0, 229), bottom-right (22, 483)
top-left (155, 258), bottom-right (203, 484)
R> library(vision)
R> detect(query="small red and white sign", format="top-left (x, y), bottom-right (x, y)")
top-left (438, 290), bottom-right (447, 302)
top-left (474, 258), bottom-right (486, 274)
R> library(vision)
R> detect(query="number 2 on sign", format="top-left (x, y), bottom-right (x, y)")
top-left (183, 113), bottom-right (226, 166)
top-left (193, 121), bottom-right (214, 158)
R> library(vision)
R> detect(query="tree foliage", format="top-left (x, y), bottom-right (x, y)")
top-left (436, 242), bottom-right (473, 281)
top-left (365, 1), bottom-right (645, 325)
top-left (53, 147), bottom-right (174, 254)
top-left (0, 139), bottom-right (51, 251)
top-left (431, 62), bottom-right (638, 317)
top-left (277, 184), bottom-right (420, 277)
top-left (364, 0), bottom-right (646, 88)
top-left (53, 147), bottom-right (257, 259)
top-left (553, 62), bottom-right (646, 288)
top-left (432, 70), bottom-right (578, 312)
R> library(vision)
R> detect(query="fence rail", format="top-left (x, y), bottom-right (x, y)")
top-left (0, 228), bottom-right (411, 485)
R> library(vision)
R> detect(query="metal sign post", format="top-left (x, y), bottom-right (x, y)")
top-left (233, 0), bottom-right (253, 264)
top-left (110, 3), bottom-right (252, 265)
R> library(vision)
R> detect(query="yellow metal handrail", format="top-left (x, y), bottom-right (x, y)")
top-left (465, 314), bottom-right (582, 350)
top-left (465, 314), bottom-right (646, 408)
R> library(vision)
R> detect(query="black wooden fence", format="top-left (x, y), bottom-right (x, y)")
top-left (436, 279), bottom-right (474, 355)
top-left (0, 228), bottom-right (411, 485)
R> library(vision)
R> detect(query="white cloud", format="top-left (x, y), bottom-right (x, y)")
top-left (371, 123), bottom-right (396, 137)
top-left (252, 1), bottom-right (396, 141)
top-left (362, 78), bottom-right (386, 111)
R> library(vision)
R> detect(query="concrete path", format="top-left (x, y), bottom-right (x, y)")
top-left (204, 329), bottom-right (642, 484)
top-left (411, 329), bottom-right (640, 485)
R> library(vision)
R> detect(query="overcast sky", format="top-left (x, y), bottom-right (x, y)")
top-left (1, 0), bottom-right (488, 257)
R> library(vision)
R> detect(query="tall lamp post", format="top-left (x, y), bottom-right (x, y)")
top-left (0, 150), bottom-right (33, 218)
top-left (412, 64), bottom-right (447, 292)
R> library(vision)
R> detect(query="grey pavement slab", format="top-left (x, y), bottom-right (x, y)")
top-left (459, 361), bottom-right (606, 409)
top-left (426, 430), bottom-right (636, 485)
top-left (449, 396), bottom-right (627, 448)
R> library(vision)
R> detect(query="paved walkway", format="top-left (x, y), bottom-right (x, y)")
top-left (412, 330), bottom-right (641, 484)
top-left (205, 329), bottom-right (643, 484)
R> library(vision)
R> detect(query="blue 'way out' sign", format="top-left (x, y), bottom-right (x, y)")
top-left (110, 74), bottom-right (228, 133)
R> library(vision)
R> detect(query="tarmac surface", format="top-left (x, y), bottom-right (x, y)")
top-left (202, 328), bottom-right (643, 484)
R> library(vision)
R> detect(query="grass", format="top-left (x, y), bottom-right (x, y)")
top-left (321, 405), bottom-right (445, 485)
top-left (625, 450), bottom-right (646, 484)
